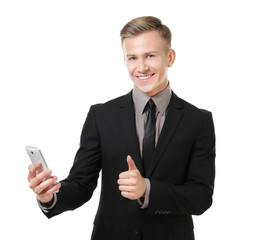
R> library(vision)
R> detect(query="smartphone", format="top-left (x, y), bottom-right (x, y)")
top-left (25, 146), bottom-right (49, 174)
top-left (26, 146), bottom-right (59, 192)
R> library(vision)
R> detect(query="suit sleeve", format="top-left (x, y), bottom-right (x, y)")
top-left (43, 105), bottom-right (101, 218)
top-left (146, 112), bottom-right (215, 216)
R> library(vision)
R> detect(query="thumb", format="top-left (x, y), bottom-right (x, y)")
top-left (127, 155), bottom-right (137, 171)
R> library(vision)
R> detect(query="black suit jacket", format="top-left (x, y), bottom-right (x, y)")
top-left (44, 91), bottom-right (215, 240)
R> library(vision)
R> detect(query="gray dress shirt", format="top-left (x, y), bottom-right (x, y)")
top-left (132, 84), bottom-right (172, 208)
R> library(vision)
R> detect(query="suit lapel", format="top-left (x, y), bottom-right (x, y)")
top-left (146, 92), bottom-right (184, 178)
top-left (118, 91), bottom-right (144, 175)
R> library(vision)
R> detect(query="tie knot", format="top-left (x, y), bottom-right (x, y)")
top-left (148, 99), bottom-right (156, 113)
top-left (143, 99), bottom-right (156, 114)
top-left (148, 98), bottom-right (155, 108)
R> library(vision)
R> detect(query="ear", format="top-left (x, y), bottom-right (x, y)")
top-left (168, 49), bottom-right (176, 67)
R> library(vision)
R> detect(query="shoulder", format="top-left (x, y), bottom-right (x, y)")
top-left (175, 93), bottom-right (212, 117)
top-left (172, 93), bottom-right (215, 140)
top-left (172, 93), bottom-right (213, 129)
top-left (90, 91), bottom-right (132, 115)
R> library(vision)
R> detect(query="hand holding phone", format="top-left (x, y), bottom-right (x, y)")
top-left (26, 146), bottom-right (61, 203)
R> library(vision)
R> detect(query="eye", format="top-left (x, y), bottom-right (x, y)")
top-left (147, 54), bottom-right (154, 59)
top-left (128, 56), bottom-right (136, 61)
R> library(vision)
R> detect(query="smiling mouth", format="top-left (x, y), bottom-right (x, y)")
top-left (136, 74), bottom-right (155, 81)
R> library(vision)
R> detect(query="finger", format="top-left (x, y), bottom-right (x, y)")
top-left (33, 175), bottom-right (57, 195)
top-left (117, 178), bottom-right (137, 186)
top-left (119, 170), bottom-right (137, 179)
top-left (127, 155), bottom-right (137, 171)
top-left (119, 185), bottom-right (136, 192)
top-left (29, 169), bottom-right (52, 190)
top-left (27, 161), bottom-right (42, 181)
top-left (121, 191), bottom-right (136, 200)
top-left (38, 182), bottom-right (61, 201)
top-left (44, 182), bottom-right (61, 195)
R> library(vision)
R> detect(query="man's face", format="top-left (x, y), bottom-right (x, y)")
top-left (122, 30), bottom-right (175, 97)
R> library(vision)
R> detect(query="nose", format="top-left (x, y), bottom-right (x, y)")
top-left (138, 59), bottom-right (149, 73)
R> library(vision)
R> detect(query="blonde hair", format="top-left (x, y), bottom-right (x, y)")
top-left (120, 16), bottom-right (172, 49)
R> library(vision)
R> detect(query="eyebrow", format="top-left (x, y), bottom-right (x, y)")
top-left (125, 51), bottom-right (159, 57)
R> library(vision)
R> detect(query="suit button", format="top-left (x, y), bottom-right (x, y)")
top-left (134, 228), bottom-right (141, 235)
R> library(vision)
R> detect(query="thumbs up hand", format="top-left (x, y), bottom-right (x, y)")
top-left (118, 155), bottom-right (146, 200)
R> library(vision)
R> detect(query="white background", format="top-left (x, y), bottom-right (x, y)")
top-left (1, 0), bottom-right (258, 239)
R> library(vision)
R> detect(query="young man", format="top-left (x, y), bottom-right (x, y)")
top-left (28, 16), bottom-right (215, 240)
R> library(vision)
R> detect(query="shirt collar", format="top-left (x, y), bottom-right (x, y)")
top-left (132, 83), bottom-right (172, 116)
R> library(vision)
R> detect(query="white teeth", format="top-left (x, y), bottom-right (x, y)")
top-left (138, 75), bottom-right (152, 80)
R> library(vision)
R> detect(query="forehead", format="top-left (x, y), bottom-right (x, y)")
top-left (122, 30), bottom-right (167, 55)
